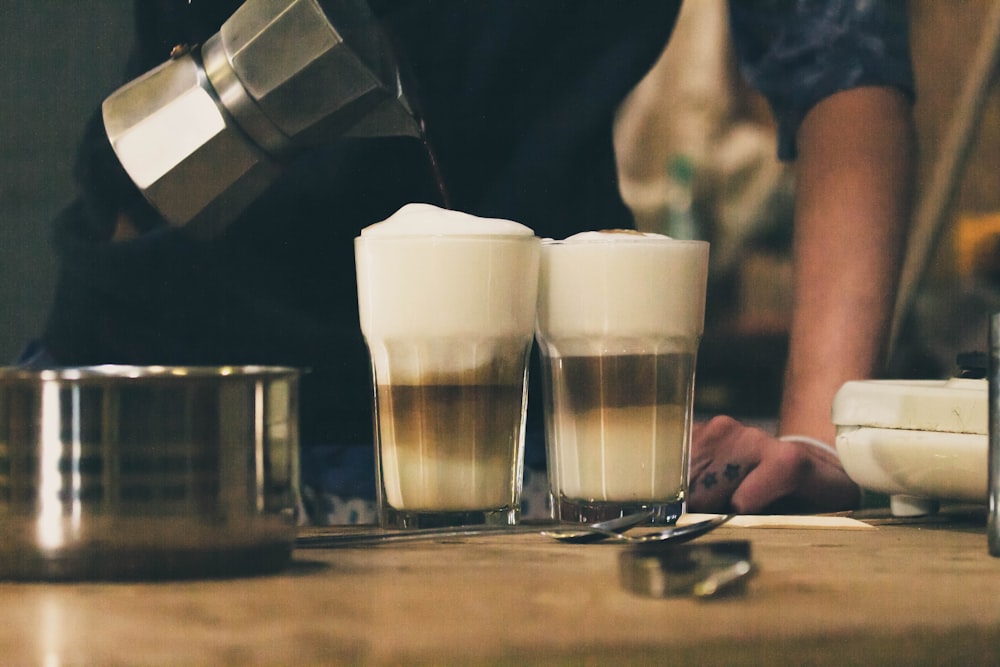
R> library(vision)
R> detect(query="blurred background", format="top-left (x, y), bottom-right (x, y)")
top-left (0, 2), bottom-right (132, 363)
top-left (613, 0), bottom-right (1000, 417)
top-left (1, 1), bottom-right (999, 420)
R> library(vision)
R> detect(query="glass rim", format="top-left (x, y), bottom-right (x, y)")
top-left (541, 236), bottom-right (709, 247)
top-left (356, 233), bottom-right (540, 243)
top-left (0, 365), bottom-right (301, 383)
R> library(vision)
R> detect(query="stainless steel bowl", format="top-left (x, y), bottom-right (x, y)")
top-left (0, 365), bottom-right (300, 580)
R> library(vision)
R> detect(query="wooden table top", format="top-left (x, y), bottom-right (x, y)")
top-left (1, 509), bottom-right (998, 665)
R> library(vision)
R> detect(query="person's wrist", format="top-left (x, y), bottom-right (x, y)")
top-left (777, 434), bottom-right (839, 458)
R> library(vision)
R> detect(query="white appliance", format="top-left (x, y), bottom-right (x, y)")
top-left (832, 377), bottom-right (988, 516)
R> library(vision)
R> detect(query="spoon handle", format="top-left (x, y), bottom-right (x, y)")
top-left (296, 524), bottom-right (546, 547)
top-left (634, 514), bottom-right (733, 544)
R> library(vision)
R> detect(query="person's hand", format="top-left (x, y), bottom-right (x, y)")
top-left (687, 416), bottom-right (860, 514)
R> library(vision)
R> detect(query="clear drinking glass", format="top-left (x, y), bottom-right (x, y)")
top-left (356, 232), bottom-right (540, 529)
top-left (536, 233), bottom-right (709, 525)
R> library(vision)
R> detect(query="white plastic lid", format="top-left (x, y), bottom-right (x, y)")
top-left (831, 378), bottom-right (987, 435)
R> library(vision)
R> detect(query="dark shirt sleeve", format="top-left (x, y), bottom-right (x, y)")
top-left (728, 0), bottom-right (916, 160)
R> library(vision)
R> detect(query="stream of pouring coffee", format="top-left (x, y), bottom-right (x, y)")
top-left (418, 118), bottom-right (452, 210)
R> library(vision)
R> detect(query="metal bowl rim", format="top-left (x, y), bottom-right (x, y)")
top-left (0, 364), bottom-right (302, 383)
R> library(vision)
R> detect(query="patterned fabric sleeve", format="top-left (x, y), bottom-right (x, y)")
top-left (728, 0), bottom-right (916, 160)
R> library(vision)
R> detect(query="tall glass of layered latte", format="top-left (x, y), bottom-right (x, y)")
top-left (536, 231), bottom-right (708, 524)
top-left (355, 204), bottom-right (540, 528)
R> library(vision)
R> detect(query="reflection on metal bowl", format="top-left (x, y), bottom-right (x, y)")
top-left (0, 365), bottom-right (300, 580)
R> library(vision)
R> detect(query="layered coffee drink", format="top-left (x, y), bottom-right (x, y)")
top-left (536, 230), bottom-right (708, 524)
top-left (543, 351), bottom-right (694, 501)
top-left (374, 343), bottom-right (528, 512)
top-left (355, 204), bottom-right (540, 528)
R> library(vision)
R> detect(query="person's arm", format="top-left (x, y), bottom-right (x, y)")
top-left (779, 85), bottom-right (916, 445)
top-left (689, 85), bottom-right (915, 514)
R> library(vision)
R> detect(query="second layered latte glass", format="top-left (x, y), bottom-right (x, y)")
top-left (536, 232), bottom-right (709, 524)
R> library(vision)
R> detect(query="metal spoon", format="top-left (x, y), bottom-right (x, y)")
top-left (548, 509), bottom-right (657, 543)
top-left (294, 510), bottom-right (655, 548)
top-left (542, 514), bottom-right (732, 544)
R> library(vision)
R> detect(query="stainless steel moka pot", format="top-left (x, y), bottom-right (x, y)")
top-left (102, 0), bottom-right (421, 238)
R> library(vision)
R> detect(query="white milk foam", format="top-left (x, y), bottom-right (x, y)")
top-left (356, 204), bottom-right (540, 382)
top-left (537, 230), bottom-right (709, 355)
top-left (359, 202), bottom-right (535, 237)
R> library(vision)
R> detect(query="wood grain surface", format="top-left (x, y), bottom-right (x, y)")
top-left (0, 509), bottom-right (997, 665)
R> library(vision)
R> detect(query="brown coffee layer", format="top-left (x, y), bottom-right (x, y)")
top-left (545, 353), bottom-right (694, 412)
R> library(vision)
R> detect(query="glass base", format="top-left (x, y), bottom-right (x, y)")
top-left (550, 495), bottom-right (683, 526)
top-left (379, 505), bottom-right (519, 529)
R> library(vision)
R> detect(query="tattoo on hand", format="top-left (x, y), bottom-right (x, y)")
top-left (701, 463), bottom-right (742, 490)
